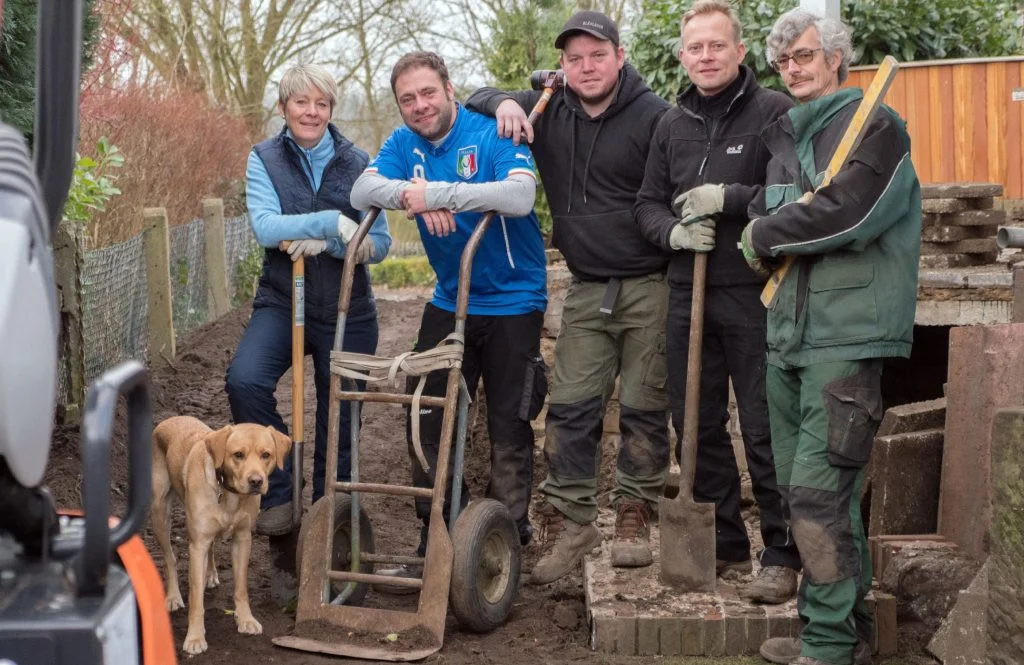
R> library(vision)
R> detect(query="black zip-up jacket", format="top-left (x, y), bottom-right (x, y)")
top-left (466, 64), bottom-right (670, 281)
top-left (634, 65), bottom-right (792, 287)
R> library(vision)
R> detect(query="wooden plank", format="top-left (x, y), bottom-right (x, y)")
top-left (953, 65), bottom-right (972, 182)
top-left (987, 62), bottom-right (1007, 194)
top-left (920, 238), bottom-right (998, 255)
top-left (928, 67), bottom-right (944, 182)
top-left (143, 207), bottom-right (176, 370)
top-left (907, 68), bottom-right (931, 181)
top-left (939, 67), bottom-right (957, 182)
top-left (1010, 64), bottom-right (1024, 199)
top-left (971, 64), bottom-right (989, 182)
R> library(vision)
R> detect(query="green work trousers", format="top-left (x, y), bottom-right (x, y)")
top-left (767, 359), bottom-right (883, 665)
top-left (539, 274), bottom-right (671, 524)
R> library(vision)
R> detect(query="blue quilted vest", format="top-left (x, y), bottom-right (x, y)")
top-left (251, 124), bottom-right (374, 322)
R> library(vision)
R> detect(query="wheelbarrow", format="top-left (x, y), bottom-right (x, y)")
top-left (272, 208), bottom-right (521, 661)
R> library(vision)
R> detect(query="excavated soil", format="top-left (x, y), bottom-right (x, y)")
top-left (45, 287), bottom-right (937, 664)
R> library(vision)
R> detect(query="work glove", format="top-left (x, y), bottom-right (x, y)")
top-left (348, 239), bottom-right (374, 264)
top-left (672, 183), bottom-right (725, 218)
top-left (282, 238), bottom-right (327, 261)
top-left (338, 213), bottom-right (360, 243)
top-left (740, 221), bottom-right (770, 278)
top-left (669, 215), bottom-right (716, 252)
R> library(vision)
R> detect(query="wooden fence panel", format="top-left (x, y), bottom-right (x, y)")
top-left (845, 57), bottom-right (1024, 198)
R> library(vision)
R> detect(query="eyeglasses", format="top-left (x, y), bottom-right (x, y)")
top-left (771, 48), bottom-right (822, 71)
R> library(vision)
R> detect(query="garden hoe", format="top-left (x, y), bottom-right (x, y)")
top-left (659, 250), bottom-right (716, 591)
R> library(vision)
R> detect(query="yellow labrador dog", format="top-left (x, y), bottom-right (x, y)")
top-left (150, 415), bottom-right (291, 655)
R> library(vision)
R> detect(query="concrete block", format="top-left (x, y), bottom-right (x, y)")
top-left (940, 325), bottom-right (1024, 558)
top-left (923, 198), bottom-right (970, 214)
top-left (987, 408), bottom-right (1024, 665)
top-left (922, 225), bottom-right (973, 242)
top-left (869, 428), bottom-right (943, 536)
top-left (658, 617), bottom-right (682, 656)
top-left (927, 562), bottom-right (988, 664)
top-left (915, 299), bottom-right (1011, 327)
top-left (929, 209), bottom-right (1006, 226)
top-left (921, 183), bottom-right (1004, 199)
top-left (877, 398), bottom-right (947, 437)
top-left (703, 612), bottom-right (726, 656)
top-left (636, 617), bottom-right (661, 656)
top-left (592, 609), bottom-right (637, 654)
top-left (921, 238), bottom-right (998, 255)
top-left (766, 609), bottom-right (793, 638)
top-left (724, 616), bottom-right (747, 656)
top-left (919, 253), bottom-right (995, 269)
top-left (745, 613), bottom-right (768, 655)
top-left (681, 616), bottom-right (704, 656)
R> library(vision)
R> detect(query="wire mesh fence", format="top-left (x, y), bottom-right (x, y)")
top-left (69, 214), bottom-right (257, 391)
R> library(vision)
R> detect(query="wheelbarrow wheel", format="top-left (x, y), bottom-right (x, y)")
top-left (449, 499), bottom-right (521, 633)
top-left (297, 494), bottom-right (374, 606)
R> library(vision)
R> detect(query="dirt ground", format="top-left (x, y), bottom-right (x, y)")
top-left (46, 287), bottom-right (937, 665)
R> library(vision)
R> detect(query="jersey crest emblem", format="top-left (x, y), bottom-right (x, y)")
top-left (456, 145), bottom-right (478, 179)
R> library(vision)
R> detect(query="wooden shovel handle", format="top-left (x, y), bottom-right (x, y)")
top-left (679, 252), bottom-right (707, 499)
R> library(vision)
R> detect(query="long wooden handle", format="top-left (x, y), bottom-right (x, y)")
top-left (292, 255), bottom-right (304, 445)
top-left (759, 55), bottom-right (900, 308)
top-left (679, 253), bottom-right (707, 500)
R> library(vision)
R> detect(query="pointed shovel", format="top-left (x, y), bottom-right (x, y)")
top-left (659, 251), bottom-right (716, 590)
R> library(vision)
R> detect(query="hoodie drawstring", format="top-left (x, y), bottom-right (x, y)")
top-left (567, 122), bottom-right (577, 213)
top-left (581, 118), bottom-right (604, 206)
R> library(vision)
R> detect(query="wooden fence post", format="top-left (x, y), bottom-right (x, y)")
top-left (203, 198), bottom-right (231, 320)
top-left (143, 207), bottom-right (175, 370)
top-left (53, 220), bottom-right (86, 423)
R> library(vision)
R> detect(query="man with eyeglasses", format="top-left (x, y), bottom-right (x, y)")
top-left (634, 0), bottom-right (800, 604)
top-left (742, 9), bottom-right (921, 665)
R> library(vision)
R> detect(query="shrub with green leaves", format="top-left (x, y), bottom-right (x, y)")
top-left (369, 256), bottom-right (437, 289)
top-left (63, 136), bottom-right (123, 226)
top-left (629, 0), bottom-right (1024, 101)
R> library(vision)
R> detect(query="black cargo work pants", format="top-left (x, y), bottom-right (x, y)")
top-left (405, 303), bottom-right (546, 551)
top-left (667, 283), bottom-right (800, 570)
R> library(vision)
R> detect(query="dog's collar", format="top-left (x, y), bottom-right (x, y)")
top-left (215, 470), bottom-right (247, 495)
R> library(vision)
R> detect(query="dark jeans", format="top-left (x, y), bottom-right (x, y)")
top-left (226, 304), bottom-right (378, 509)
top-left (406, 303), bottom-right (544, 548)
top-left (667, 283), bottom-right (800, 570)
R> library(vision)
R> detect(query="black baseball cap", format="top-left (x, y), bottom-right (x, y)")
top-left (554, 10), bottom-right (620, 49)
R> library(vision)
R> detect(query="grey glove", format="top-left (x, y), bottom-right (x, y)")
top-left (669, 216), bottom-right (716, 252)
top-left (348, 239), bottom-right (374, 264)
top-left (337, 213), bottom-right (359, 243)
top-left (280, 238), bottom-right (327, 261)
top-left (672, 183), bottom-right (725, 218)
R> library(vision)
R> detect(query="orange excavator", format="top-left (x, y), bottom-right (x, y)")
top-left (0, 1), bottom-right (176, 662)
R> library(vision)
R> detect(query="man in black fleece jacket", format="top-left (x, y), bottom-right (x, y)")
top-left (466, 10), bottom-right (672, 583)
top-left (634, 0), bottom-right (800, 603)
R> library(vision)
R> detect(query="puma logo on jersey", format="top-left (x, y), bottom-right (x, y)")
top-left (515, 152), bottom-right (532, 163)
top-left (412, 148), bottom-right (426, 162)
top-left (726, 144), bottom-right (744, 155)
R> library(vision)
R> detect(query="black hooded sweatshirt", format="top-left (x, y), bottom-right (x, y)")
top-left (466, 63), bottom-right (670, 281)
top-left (633, 65), bottom-right (792, 287)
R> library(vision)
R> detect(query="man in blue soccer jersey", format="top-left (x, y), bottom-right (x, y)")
top-left (350, 51), bottom-right (548, 584)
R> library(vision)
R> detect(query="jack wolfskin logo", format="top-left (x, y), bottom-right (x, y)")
top-left (456, 145), bottom-right (478, 179)
top-left (726, 144), bottom-right (744, 155)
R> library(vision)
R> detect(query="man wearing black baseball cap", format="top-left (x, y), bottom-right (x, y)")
top-left (467, 11), bottom-right (672, 584)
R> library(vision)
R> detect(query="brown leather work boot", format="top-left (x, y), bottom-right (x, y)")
top-left (742, 565), bottom-right (798, 604)
top-left (610, 499), bottom-right (653, 568)
top-left (759, 637), bottom-right (872, 665)
top-left (529, 501), bottom-right (603, 585)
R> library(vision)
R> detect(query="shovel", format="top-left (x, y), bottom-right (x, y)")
top-left (659, 251), bottom-right (716, 590)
